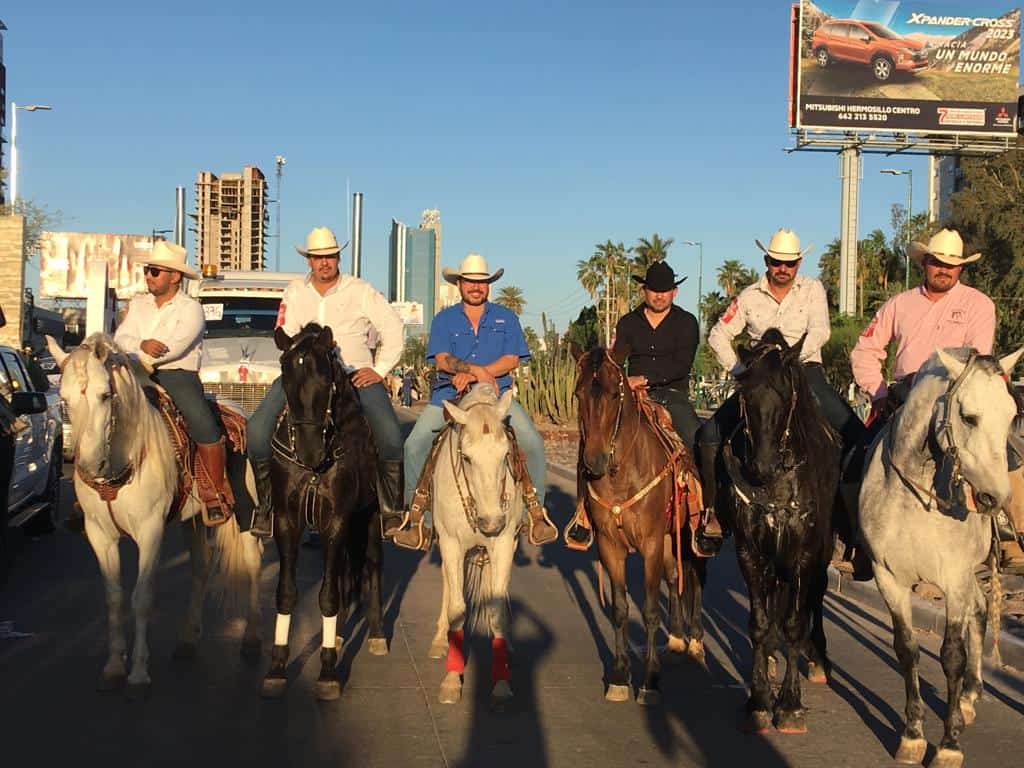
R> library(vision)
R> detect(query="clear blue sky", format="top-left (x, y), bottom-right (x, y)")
top-left (4, 1), bottom-right (978, 332)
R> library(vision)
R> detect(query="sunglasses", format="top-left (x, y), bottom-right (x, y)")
top-left (767, 257), bottom-right (798, 268)
top-left (145, 266), bottom-right (168, 277)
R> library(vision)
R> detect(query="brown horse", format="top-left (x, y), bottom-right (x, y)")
top-left (575, 346), bottom-right (707, 704)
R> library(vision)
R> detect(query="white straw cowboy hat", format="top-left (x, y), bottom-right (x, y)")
top-left (442, 253), bottom-right (505, 285)
top-left (135, 240), bottom-right (199, 279)
top-left (755, 228), bottom-right (813, 262)
top-left (908, 228), bottom-right (981, 266)
top-left (295, 226), bottom-right (349, 258)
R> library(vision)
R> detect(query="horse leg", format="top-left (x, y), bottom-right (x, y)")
top-left (637, 536), bottom-right (664, 706)
top-left (933, 586), bottom-right (972, 768)
top-left (736, 545), bottom-right (773, 732)
top-left (960, 580), bottom-right (987, 727)
top-left (874, 566), bottom-right (926, 764)
top-left (240, 533), bottom-right (264, 663)
top-left (438, 536), bottom-right (467, 704)
top-left (661, 536), bottom-right (687, 661)
top-left (598, 534), bottom-right (631, 702)
top-left (126, 518), bottom-right (165, 695)
top-left (261, 513), bottom-right (300, 698)
top-left (805, 564), bottom-right (829, 684)
top-left (364, 505), bottom-right (388, 656)
top-left (429, 569), bottom-right (451, 659)
top-left (487, 539), bottom-right (515, 709)
top-left (84, 516), bottom-right (127, 691)
top-left (315, 526), bottom-right (344, 701)
top-left (682, 555), bottom-right (707, 666)
top-left (774, 571), bottom-right (813, 733)
top-left (174, 519), bottom-right (209, 660)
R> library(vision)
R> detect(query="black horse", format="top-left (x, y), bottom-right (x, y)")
top-left (261, 323), bottom-right (387, 700)
top-left (716, 329), bottom-right (840, 734)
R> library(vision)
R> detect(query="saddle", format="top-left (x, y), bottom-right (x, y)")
top-left (143, 387), bottom-right (247, 525)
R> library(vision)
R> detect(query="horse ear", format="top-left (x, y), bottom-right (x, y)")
top-left (935, 348), bottom-right (966, 379)
top-left (274, 327), bottom-right (292, 351)
top-left (495, 389), bottom-right (514, 421)
top-left (999, 345), bottom-right (1024, 377)
top-left (443, 400), bottom-right (469, 425)
top-left (784, 333), bottom-right (807, 364)
top-left (93, 339), bottom-right (110, 363)
top-left (610, 341), bottom-right (630, 366)
top-left (45, 335), bottom-right (69, 368)
top-left (319, 325), bottom-right (335, 350)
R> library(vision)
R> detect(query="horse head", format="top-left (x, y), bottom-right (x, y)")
top-left (444, 385), bottom-right (515, 537)
top-left (275, 323), bottom-right (347, 471)
top-left (574, 344), bottom-right (630, 478)
top-left (921, 346), bottom-right (1024, 513)
top-left (736, 330), bottom-right (807, 483)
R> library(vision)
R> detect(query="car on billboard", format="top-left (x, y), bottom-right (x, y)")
top-left (812, 19), bottom-right (928, 81)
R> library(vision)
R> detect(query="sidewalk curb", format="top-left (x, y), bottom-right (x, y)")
top-left (828, 566), bottom-right (1024, 672)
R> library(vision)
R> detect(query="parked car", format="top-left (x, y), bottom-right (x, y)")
top-left (1, 342), bottom-right (63, 533)
top-left (811, 19), bottom-right (928, 82)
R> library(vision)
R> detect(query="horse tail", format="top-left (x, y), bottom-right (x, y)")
top-left (209, 515), bottom-right (251, 616)
top-left (987, 532), bottom-right (1004, 667)
top-left (464, 548), bottom-right (496, 636)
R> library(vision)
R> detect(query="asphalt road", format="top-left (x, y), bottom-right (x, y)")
top-left (2, 423), bottom-right (1023, 767)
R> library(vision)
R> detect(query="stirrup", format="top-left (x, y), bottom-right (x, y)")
top-left (201, 496), bottom-right (232, 528)
top-left (563, 502), bottom-right (594, 551)
top-left (692, 510), bottom-right (723, 558)
top-left (525, 505), bottom-right (558, 546)
top-left (392, 517), bottom-right (433, 551)
top-left (250, 509), bottom-right (274, 538)
top-left (381, 510), bottom-right (408, 538)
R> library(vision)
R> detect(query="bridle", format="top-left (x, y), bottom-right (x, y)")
top-left (736, 344), bottom-right (802, 472)
top-left (446, 403), bottom-right (513, 533)
top-left (272, 340), bottom-right (343, 476)
top-left (578, 351), bottom-right (628, 475)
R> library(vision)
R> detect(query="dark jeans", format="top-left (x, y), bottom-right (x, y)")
top-left (647, 387), bottom-right (700, 447)
top-left (152, 369), bottom-right (222, 444)
top-left (247, 377), bottom-right (403, 463)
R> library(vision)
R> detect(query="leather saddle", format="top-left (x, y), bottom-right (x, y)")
top-left (143, 387), bottom-right (247, 522)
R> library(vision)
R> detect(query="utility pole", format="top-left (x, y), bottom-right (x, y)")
top-left (274, 155), bottom-right (286, 271)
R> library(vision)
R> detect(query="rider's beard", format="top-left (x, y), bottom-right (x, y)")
top-left (926, 273), bottom-right (957, 293)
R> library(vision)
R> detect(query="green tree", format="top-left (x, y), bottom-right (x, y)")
top-left (565, 305), bottom-right (600, 351)
top-left (0, 197), bottom-right (62, 262)
top-left (717, 259), bottom-right (758, 297)
top-left (698, 290), bottom-right (730, 327)
top-left (399, 333), bottom-right (427, 371)
top-left (494, 285), bottom-right (526, 315)
top-left (523, 325), bottom-right (541, 357)
top-left (632, 233), bottom-right (674, 269)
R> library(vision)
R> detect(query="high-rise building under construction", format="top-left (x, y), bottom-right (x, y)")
top-left (194, 166), bottom-right (268, 271)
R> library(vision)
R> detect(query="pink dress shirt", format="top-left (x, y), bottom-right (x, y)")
top-left (850, 281), bottom-right (995, 400)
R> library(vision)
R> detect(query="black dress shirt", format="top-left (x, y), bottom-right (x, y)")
top-left (614, 304), bottom-right (699, 390)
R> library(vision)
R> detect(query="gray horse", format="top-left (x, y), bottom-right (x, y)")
top-left (860, 346), bottom-right (1023, 768)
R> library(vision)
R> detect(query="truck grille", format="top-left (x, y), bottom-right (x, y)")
top-left (202, 382), bottom-right (272, 416)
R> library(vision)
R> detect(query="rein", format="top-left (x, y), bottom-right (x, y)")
top-left (445, 403), bottom-right (514, 533)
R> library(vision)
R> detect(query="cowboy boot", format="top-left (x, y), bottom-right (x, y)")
top-left (694, 442), bottom-right (724, 556)
top-left (250, 457), bottom-right (274, 538)
top-left (196, 439), bottom-right (235, 527)
top-left (378, 461), bottom-right (405, 536)
top-left (999, 466), bottom-right (1024, 575)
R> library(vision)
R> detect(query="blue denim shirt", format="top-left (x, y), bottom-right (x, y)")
top-left (426, 302), bottom-right (530, 406)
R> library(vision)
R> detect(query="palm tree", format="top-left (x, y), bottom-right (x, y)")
top-left (717, 259), bottom-right (752, 297)
top-left (495, 285), bottom-right (526, 315)
top-left (632, 233), bottom-right (674, 269)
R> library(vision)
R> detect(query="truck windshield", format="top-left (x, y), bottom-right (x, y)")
top-left (200, 297), bottom-right (280, 338)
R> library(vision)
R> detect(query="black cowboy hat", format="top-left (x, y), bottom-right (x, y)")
top-left (631, 261), bottom-right (686, 292)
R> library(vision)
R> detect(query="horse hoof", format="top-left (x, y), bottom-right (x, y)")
top-left (959, 696), bottom-right (977, 727)
top-left (742, 710), bottom-right (772, 734)
top-left (807, 661), bottom-right (827, 684)
top-left (894, 736), bottom-right (927, 764)
top-left (637, 687), bottom-right (661, 707)
top-left (316, 679), bottom-right (341, 701)
top-left (125, 681), bottom-right (151, 701)
top-left (931, 748), bottom-right (964, 768)
top-left (490, 680), bottom-right (513, 710)
top-left (240, 638), bottom-right (262, 664)
top-left (666, 634), bottom-right (687, 654)
top-left (767, 655), bottom-right (778, 682)
top-left (260, 676), bottom-right (287, 699)
top-left (605, 684), bottom-right (631, 702)
top-left (428, 639), bottom-right (448, 659)
top-left (97, 672), bottom-right (126, 692)
top-left (367, 638), bottom-right (388, 656)
top-left (686, 639), bottom-right (707, 667)
top-left (172, 641), bottom-right (198, 661)
top-left (774, 708), bottom-right (807, 734)
top-left (439, 681), bottom-right (462, 705)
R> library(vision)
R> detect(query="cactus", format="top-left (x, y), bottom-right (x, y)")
top-left (516, 331), bottom-right (579, 426)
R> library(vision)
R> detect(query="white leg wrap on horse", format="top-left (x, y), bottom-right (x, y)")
top-left (274, 613), bottom-right (291, 646)
top-left (322, 614), bottom-right (338, 648)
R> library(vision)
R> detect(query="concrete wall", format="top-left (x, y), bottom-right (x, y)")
top-left (0, 215), bottom-right (26, 348)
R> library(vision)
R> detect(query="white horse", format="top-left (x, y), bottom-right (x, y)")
top-left (47, 334), bottom-right (264, 694)
top-left (860, 346), bottom-right (1023, 768)
top-left (427, 384), bottom-right (520, 707)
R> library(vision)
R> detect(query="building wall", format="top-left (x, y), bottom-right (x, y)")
top-left (420, 209), bottom-right (441, 319)
top-left (388, 218), bottom-right (437, 333)
top-left (195, 166), bottom-right (267, 271)
top-left (0, 215), bottom-right (26, 348)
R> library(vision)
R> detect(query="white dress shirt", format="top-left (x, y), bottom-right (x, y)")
top-left (708, 274), bottom-right (830, 374)
top-left (278, 274), bottom-right (403, 378)
top-left (115, 289), bottom-right (205, 371)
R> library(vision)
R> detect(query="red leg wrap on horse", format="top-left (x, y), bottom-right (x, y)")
top-left (491, 637), bottom-right (510, 682)
top-left (445, 629), bottom-right (465, 673)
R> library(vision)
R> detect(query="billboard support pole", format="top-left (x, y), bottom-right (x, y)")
top-left (838, 147), bottom-right (860, 317)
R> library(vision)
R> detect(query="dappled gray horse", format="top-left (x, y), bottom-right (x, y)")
top-left (860, 346), bottom-right (1023, 768)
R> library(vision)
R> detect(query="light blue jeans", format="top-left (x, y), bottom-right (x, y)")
top-left (403, 400), bottom-right (547, 515)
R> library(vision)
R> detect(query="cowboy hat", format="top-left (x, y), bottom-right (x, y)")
top-left (442, 253), bottom-right (504, 284)
top-left (755, 228), bottom-right (813, 262)
top-left (631, 261), bottom-right (686, 292)
top-left (295, 226), bottom-right (349, 258)
top-left (908, 228), bottom-right (981, 266)
top-left (135, 240), bottom-right (199, 279)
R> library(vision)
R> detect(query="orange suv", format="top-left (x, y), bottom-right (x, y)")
top-left (811, 19), bottom-right (928, 82)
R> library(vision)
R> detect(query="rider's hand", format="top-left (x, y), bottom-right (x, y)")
top-left (471, 365), bottom-right (498, 390)
top-left (141, 339), bottom-right (168, 358)
top-left (452, 371), bottom-right (476, 393)
top-left (351, 367), bottom-right (383, 388)
top-left (627, 375), bottom-right (648, 391)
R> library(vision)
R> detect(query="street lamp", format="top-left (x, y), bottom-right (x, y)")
top-left (682, 240), bottom-right (705, 406)
top-left (274, 155), bottom-right (286, 271)
top-left (881, 168), bottom-right (913, 290)
top-left (10, 103), bottom-right (54, 203)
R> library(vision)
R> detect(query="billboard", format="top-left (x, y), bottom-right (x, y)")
top-left (39, 232), bottom-right (163, 300)
top-left (390, 301), bottom-right (424, 326)
top-left (794, 1), bottom-right (1020, 135)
